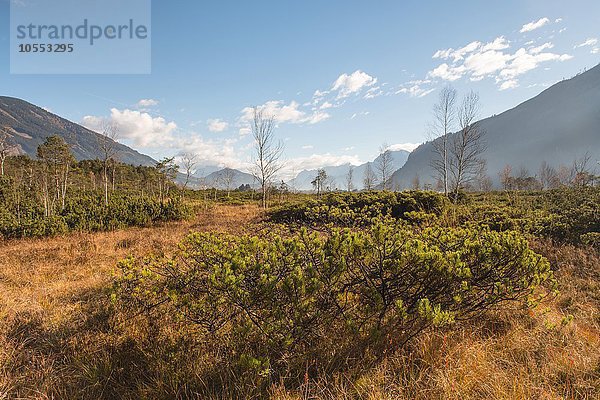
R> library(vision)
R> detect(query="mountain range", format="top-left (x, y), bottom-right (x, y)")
top-left (2, 63), bottom-right (599, 191)
top-left (391, 63), bottom-right (600, 189)
top-left (289, 150), bottom-right (410, 191)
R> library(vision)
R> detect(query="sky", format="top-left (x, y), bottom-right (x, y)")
top-left (1, 0), bottom-right (599, 178)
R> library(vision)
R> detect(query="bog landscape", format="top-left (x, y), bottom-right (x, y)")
top-left (1, 3), bottom-right (600, 399)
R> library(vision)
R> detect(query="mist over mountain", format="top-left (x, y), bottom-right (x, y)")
top-left (289, 150), bottom-right (410, 191)
top-left (0, 96), bottom-right (156, 166)
top-left (391, 64), bottom-right (600, 189)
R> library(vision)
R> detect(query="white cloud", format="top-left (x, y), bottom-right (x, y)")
top-left (350, 111), bottom-right (370, 120)
top-left (520, 17), bottom-right (550, 33)
top-left (555, 18), bottom-right (563, 23)
top-left (84, 108), bottom-right (254, 170)
top-left (574, 38), bottom-right (598, 49)
top-left (176, 135), bottom-right (250, 170)
top-left (428, 63), bottom-right (466, 81)
top-left (427, 35), bottom-right (572, 90)
top-left (284, 153), bottom-right (362, 178)
top-left (387, 143), bottom-right (421, 152)
top-left (499, 80), bottom-right (519, 91)
top-left (397, 84), bottom-right (436, 98)
top-left (136, 99), bottom-right (159, 108)
top-left (238, 127), bottom-right (250, 137)
top-left (240, 100), bottom-right (330, 126)
top-left (207, 118), bottom-right (229, 133)
top-left (364, 86), bottom-right (384, 99)
top-left (592, 47), bottom-right (600, 54)
top-left (530, 42), bottom-right (554, 54)
top-left (302, 145), bottom-right (314, 150)
top-left (82, 108), bottom-right (177, 147)
top-left (499, 49), bottom-right (572, 81)
top-left (331, 70), bottom-right (378, 99)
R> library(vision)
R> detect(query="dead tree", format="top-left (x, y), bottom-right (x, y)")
top-left (250, 107), bottom-right (284, 209)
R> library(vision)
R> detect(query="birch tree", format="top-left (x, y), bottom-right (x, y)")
top-left (37, 136), bottom-right (74, 214)
top-left (0, 127), bottom-right (17, 176)
top-left (429, 86), bottom-right (457, 196)
top-left (98, 122), bottom-right (120, 206)
top-left (345, 166), bottom-right (354, 192)
top-left (180, 152), bottom-right (198, 190)
top-left (363, 163), bottom-right (377, 190)
top-left (448, 91), bottom-right (486, 198)
top-left (376, 143), bottom-right (393, 190)
top-left (251, 107), bottom-right (284, 209)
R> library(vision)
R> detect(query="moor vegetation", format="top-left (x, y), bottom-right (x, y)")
top-left (0, 136), bottom-right (190, 239)
top-left (0, 141), bottom-right (598, 398)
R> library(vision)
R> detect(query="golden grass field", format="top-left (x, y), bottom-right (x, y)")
top-left (0, 204), bottom-right (598, 399)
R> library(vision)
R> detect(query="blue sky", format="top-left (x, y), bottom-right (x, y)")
top-left (1, 0), bottom-right (599, 176)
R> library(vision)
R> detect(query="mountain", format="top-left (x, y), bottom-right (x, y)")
top-left (0, 96), bottom-right (155, 166)
top-left (290, 150), bottom-right (410, 191)
top-left (391, 64), bottom-right (600, 189)
top-left (202, 168), bottom-right (258, 189)
top-left (193, 165), bottom-right (224, 178)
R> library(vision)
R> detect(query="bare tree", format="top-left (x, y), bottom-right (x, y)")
top-left (499, 165), bottom-right (513, 190)
top-left (557, 164), bottom-right (574, 187)
top-left (411, 174), bottom-right (421, 190)
top-left (538, 161), bottom-right (557, 190)
top-left (448, 91), bottom-right (486, 198)
top-left (221, 168), bottom-right (236, 198)
top-left (376, 143), bottom-right (393, 190)
top-left (363, 163), bottom-right (377, 190)
top-left (97, 122), bottom-right (120, 206)
top-left (429, 86), bottom-right (457, 196)
top-left (345, 166), bottom-right (354, 192)
top-left (0, 127), bottom-right (18, 176)
top-left (476, 160), bottom-right (493, 192)
top-left (250, 107), bottom-right (284, 209)
top-left (180, 153), bottom-right (198, 190)
top-left (573, 153), bottom-right (594, 187)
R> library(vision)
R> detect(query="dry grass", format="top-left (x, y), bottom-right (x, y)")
top-left (0, 204), bottom-right (261, 399)
top-left (0, 205), bottom-right (598, 399)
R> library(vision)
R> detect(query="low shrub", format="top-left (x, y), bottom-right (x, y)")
top-left (0, 194), bottom-right (191, 239)
top-left (114, 218), bottom-right (552, 382)
top-left (269, 191), bottom-right (448, 226)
